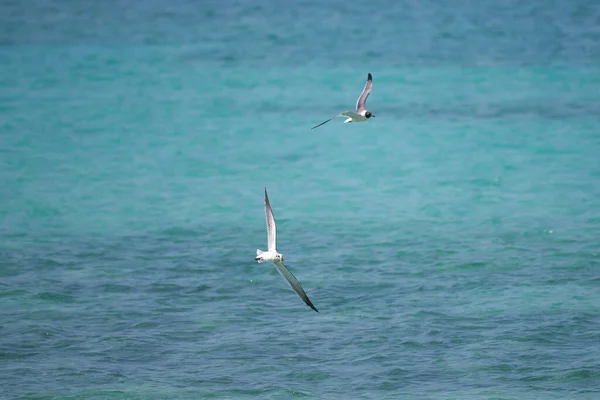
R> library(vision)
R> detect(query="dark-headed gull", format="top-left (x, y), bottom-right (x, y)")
top-left (311, 73), bottom-right (375, 129)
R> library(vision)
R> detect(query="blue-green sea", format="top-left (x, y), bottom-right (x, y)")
top-left (2, 1), bottom-right (600, 399)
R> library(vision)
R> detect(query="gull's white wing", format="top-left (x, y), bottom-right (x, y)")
top-left (274, 261), bottom-right (319, 313)
top-left (355, 73), bottom-right (373, 113)
top-left (264, 188), bottom-right (277, 252)
top-left (311, 114), bottom-right (344, 130)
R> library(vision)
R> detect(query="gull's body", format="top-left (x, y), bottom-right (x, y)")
top-left (255, 189), bottom-right (319, 313)
top-left (311, 73), bottom-right (376, 129)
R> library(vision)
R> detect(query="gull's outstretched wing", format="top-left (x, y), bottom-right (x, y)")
top-left (274, 261), bottom-right (319, 313)
top-left (311, 114), bottom-right (345, 130)
top-left (355, 73), bottom-right (373, 113)
top-left (264, 188), bottom-right (277, 252)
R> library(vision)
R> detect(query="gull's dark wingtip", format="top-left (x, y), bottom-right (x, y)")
top-left (367, 72), bottom-right (372, 81)
top-left (306, 301), bottom-right (319, 313)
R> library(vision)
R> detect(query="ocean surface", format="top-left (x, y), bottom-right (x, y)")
top-left (2, 0), bottom-right (600, 399)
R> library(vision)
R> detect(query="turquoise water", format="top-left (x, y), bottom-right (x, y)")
top-left (2, 1), bottom-right (600, 399)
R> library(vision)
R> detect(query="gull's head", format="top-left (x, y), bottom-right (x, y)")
top-left (276, 253), bottom-right (284, 262)
top-left (365, 111), bottom-right (374, 118)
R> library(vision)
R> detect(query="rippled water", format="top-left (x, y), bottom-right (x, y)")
top-left (1, 0), bottom-right (600, 398)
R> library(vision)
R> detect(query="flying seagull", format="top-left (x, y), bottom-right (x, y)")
top-left (255, 188), bottom-right (319, 312)
top-left (311, 73), bottom-right (376, 129)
